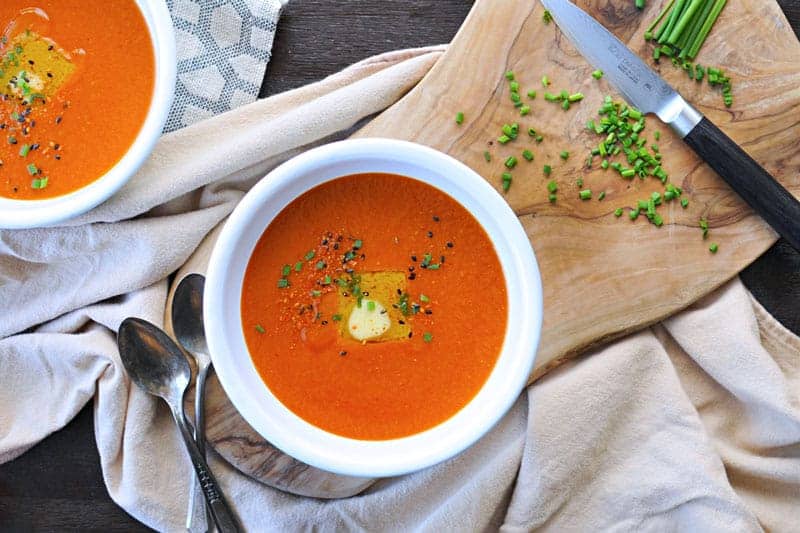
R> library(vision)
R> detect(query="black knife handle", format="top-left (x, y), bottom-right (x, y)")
top-left (683, 117), bottom-right (800, 251)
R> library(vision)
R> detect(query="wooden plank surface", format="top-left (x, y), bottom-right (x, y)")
top-left (2, 1), bottom-right (800, 529)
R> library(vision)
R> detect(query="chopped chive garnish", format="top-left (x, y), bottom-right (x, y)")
top-left (322, 275), bottom-right (332, 285)
top-left (543, 164), bottom-right (552, 176)
top-left (505, 71), bottom-right (515, 81)
top-left (255, 324), bottom-right (266, 334)
top-left (332, 314), bottom-right (342, 322)
top-left (501, 172), bottom-right (512, 192)
top-left (7, 136), bottom-right (16, 144)
top-left (455, 111), bottom-right (464, 125)
top-left (294, 261), bottom-right (303, 272)
top-left (30, 177), bottom-right (48, 189)
top-left (519, 105), bottom-right (531, 116)
top-left (568, 93), bottom-right (584, 102)
top-left (498, 134), bottom-right (511, 144)
top-left (579, 189), bottom-right (592, 200)
top-left (504, 156), bottom-right (518, 169)
top-left (709, 243), bottom-right (718, 253)
top-left (277, 278), bottom-right (290, 288)
top-left (353, 239), bottom-right (363, 249)
top-left (420, 294), bottom-right (430, 303)
top-left (27, 163), bottom-right (38, 175)
top-left (700, 218), bottom-right (709, 239)
top-left (592, 69), bottom-right (604, 79)
top-left (560, 151), bottom-right (569, 160)
top-left (598, 191), bottom-right (606, 201)
top-left (614, 207), bottom-right (623, 217)
top-left (315, 261), bottom-right (326, 270)
top-left (548, 193), bottom-right (557, 203)
top-left (19, 144), bottom-right (29, 157)
top-left (547, 180), bottom-right (558, 193)
top-left (281, 264), bottom-right (291, 276)
top-left (310, 290), bottom-right (321, 297)
top-left (427, 264), bottom-right (441, 270)
top-left (484, 151), bottom-right (491, 162)
top-left (367, 300), bottom-right (376, 311)
top-left (543, 10), bottom-right (552, 23)
top-left (304, 250), bottom-right (316, 261)
top-left (629, 208), bottom-right (640, 220)
top-left (423, 332), bottom-right (433, 343)
top-left (681, 198), bottom-right (689, 208)
top-left (535, 135), bottom-right (543, 143)
top-left (509, 81), bottom-right (520, 92)
top-left (522, 149), bottom-right (534, 161)
top-left (527, 90), bottom-right (537, 99)
top-left (542, 75), bottom-right (550, 87)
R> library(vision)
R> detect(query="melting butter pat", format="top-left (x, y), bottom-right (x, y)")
top-left (347, 299), bottom-right (391, 341)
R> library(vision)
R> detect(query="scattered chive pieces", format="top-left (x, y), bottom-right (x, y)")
top-left (549, 193), bottom-right (557, 203)
top-left (505, 156), bottom-right (518, 169)
top-left (522, 149), bottom-right (534, 161)
top-left (277, 278), bottom-right (290, 288)
top-left (7, 136), bottom-right (16, 144)
top-left (322, 275), bottom-right (332, 285)
top-left (509, 81), bottom-right (520, 92)
top-left (294, 261), bottom-right (303, 272)
top-left (281, 264), bottom-right (291, 276)
top-left (542, 75), bottom-right (550, 87)
top-left (592, 69), bottom-right (604, 79)
top-left (255, 324), bottom-right (266, 334)
top-left (700, 218), bottom-right (709, 239)
top-left (315, 261), bottom-right (326, 270)
top-left (579, 189), bottom-right (592, 200)
top-left (311, 290), bottom-right (322, 297)
top-left (654, 131), bottom-right (661, 141)
top-left (332, 314), bottom-right (342, 322)
top-left (543, 10), bottom-right (553, 23)
top-left (543, 164), bottom-right (552, 176)
top-left (455, 111), bottom-right (464, 125)
top-left (353, 239), bottom-right (363, 249)
top-left (367, 300), bottom-right (376, 311)
top-left (561, 100), bottom-right (570, 111)
top-left (681, 198), bottom-right (689, 208)
top-left (520, 104), bottom-right (531, 116)
top-left (528, 127), bottom-right (536, 137)
top-left (629, 208), bottom-right (640, 220)
top-left (527, 90), bottom-right (537, 99)
top-left (423, 332), bottom-right (433, 343)
top-left (535, 135), bottom-right (543, 143)
top-left (547, 180), bottom-right (558, 193)
top-left (26, 163), bottom-right (38, 175)
top-left (614, 207), bottom-right (623, 217)
top-left (304, 250), bottom-right (316, 261)
top-left (598, 191), bottom-right (606, 201)
top-left (498, 134), bottom-right (511, 144)
top-left (709, 243), bottom-right (719, 253)
top-left (30, 177), bottom-right (48, 189)
top-left (505, 71), bottom-right (515, 81)
top-left (484, 151), bottom-right (492, 162)
top-left (19, 144), bottom-right (29, 157)
top-left (568, 93), bottom-right (584, 102)
top-left (576, 177), bottom-right (584, 187)
top-left (560, 151), bottom-right (569, 160)
top-left (636, 0), bottom-right (646, 9)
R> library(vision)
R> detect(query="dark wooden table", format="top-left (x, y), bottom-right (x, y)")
top-left (1, 1), bottom-right (799, 530)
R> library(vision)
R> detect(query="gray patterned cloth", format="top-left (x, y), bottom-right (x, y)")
top-left (165, 0), bottom-right (287, 132)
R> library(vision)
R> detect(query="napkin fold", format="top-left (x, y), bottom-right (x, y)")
top-left (0, 46), bottom-right (798, 532)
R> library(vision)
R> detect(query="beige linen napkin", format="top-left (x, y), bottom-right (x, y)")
top-left (1, 46), bottom-right (798, 532)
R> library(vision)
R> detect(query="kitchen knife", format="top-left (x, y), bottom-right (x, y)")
top-left (540, 0), bottom-right (800, 251)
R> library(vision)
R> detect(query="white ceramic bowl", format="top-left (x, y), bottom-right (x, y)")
top-left (205, 138), bottom-right (543, 477)
top-left (0, 0), bottom-right (176, 229)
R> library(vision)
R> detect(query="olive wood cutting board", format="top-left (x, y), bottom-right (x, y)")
top-left (164, 0), bottom-right (800, 499)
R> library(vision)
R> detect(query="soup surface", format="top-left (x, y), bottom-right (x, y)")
top-left (0, 1), bottom-right (154, 199)
top-left (241, 173), bottom-right (508, 440)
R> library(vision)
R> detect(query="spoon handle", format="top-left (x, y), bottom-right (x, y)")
top-left (170, 404), bottom-right (241, 533)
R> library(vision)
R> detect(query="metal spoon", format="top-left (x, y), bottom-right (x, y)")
top-left (117, 317), bottom-right (240, 533)
top-left (172, 273), bottom-right (213, 531)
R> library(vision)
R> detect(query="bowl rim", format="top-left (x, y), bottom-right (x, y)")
top-left (204, 138), bottom-right (543, 477)
top-left (0, 0), bottom-right (176, 229)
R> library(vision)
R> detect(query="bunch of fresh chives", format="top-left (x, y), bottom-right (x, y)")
top-left (646, 0), bottom-right (727, 60)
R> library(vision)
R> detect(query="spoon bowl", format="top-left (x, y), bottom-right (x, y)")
top-left (173, 274), bottom-right (208, 356)
top-left (118, 317), bottom-right (190, 402)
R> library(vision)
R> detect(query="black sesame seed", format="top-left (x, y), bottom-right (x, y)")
top-left (409, 272), bottom-right (416, 280)
top-left (339, 351), bottom-right (347, 356)
top-left (446, 241), bottom-right (454, 248)
top-left (408, 331), bottom-right (413, 338)
top-left (55, 116), bottom-right (62, 124)
top-left (30, 143), bottom-right (39, 150)
top-left (333, 243), bottom-right (339, 250)
top-left (362, 291), bottom-right (369, 296)
top-left (321, 320), bottom-right (328, 325)
top-left (321, 238), bottom-right (328, 245)
top-left (432, 215), bottom-right (440, 222)
top-left (427, 231), bottom-right (433, 238)
top-left (396, 288), bottom-right (402, 295)
top-left (398, 320), bottom-right (405, 325)
top-left (425, 309), bottom-right (433, 315)
top-left (28, 60), bottom-right (34, 65)
top-left (411, 255), bottom-right (417, 262)
top-left (342, 292), bottom-right (349, 297)
top-left (55, 154), bottom-right (61, 160)
top-left (440, 255), bottom-right (445, 263)
top-left (46, 72), bottom-right (53, 78)
top-left (53, 143), bottom-right (59, 150)
top-left (408, 266), bottom-right (415, 272)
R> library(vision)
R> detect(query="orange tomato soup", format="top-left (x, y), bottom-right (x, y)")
top-left (0, 1), bottom-right (154, 199)
top-left (241, 173), bottom-right (508, 440)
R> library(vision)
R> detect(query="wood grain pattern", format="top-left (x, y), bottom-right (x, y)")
top-left (355, 0), bottom-right (800, 381)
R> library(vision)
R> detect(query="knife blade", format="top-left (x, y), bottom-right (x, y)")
top-left (541, 0), bottom-right (800, 251)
